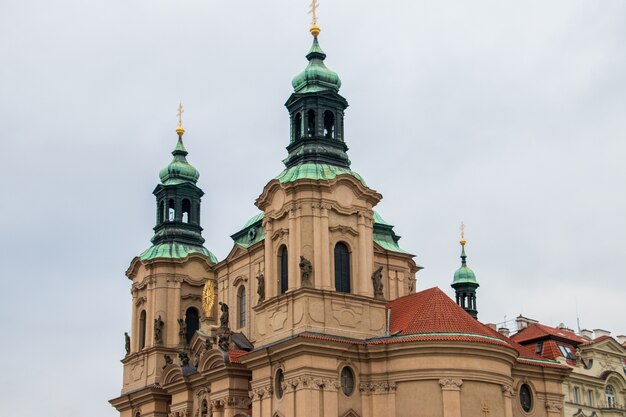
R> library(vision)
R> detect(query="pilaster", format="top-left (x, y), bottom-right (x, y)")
top-left (439, 378), bottom-right (463, 417)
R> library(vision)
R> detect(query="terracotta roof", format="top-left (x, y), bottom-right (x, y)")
top-left (512, 323), bottom-right (586, 344)
top-left (228, 349), bottom-right (248, 364)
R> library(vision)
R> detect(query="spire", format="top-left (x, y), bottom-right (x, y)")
top-left (150, 104), bottom-right (205, 247)
top-left (452, 223), bottom-right (479, 319)
top-left (283, 5), bottom-right (351, 169)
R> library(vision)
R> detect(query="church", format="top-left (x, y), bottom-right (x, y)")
top-left (109, 15), bottom-right (572, 417)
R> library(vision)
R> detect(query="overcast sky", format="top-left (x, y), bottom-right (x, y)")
top-left (1, 0), bottom-right (625, 416)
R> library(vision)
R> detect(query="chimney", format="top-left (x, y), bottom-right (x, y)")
top-left (486, 323), bottom-right (497, 331)
top-left (617, 335), bottom-right (626, 345)
top-left (593, 329), bottom-right (611, 338)
top-left (516, 315), bottom-right (538, 331)
top-left (580, 329), bottom-right (594, 340)
top-left (498, 327), bottom-right (511, 337)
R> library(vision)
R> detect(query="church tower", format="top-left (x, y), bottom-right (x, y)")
top-left (110, 107), bottom-right (218, 417)
top-left (451, 225), bottom-right (480, 319)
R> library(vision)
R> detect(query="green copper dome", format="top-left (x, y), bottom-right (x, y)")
top-left (159, 136), bottom-right (200, 185)
top-left (292, 37), bottom-right (341, 94)
top-left (452, 245), bottom-right (479, 285)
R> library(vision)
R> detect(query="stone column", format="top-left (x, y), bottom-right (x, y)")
top-left (131, 288), bottom-right (139, 352)
top-left (172, 277), bottom-right (182, 346)
top-left (288, 208), bottom-right (297, 291)
top-left (312, 204), bottom-right (322, 288)
top-left (263, 219), bottom-right (275, 298)
top-left (320, 205), bottom-right (331, 289)
top-left (502, 385), bottom-right (514, 417)
top-left (439, 378), bottom-right (463, 417)
top-left (357, 213), bottom-right (368, 296)
top-left (361, 382), bottom-right (397, 417)
top-left (321, 380), bottom-right (339, 417)
top-left (147, 276), bottom-right (157, 346)
top-left (210, 400), bottom-right (224, 417)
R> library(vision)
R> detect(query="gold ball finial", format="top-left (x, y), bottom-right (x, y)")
top-left (310, 23), bottom-right (321, 37)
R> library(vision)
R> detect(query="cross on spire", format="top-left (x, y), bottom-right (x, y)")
top-left (309, 0), bottom-right (319, 25)
top-left (176, 101), bottom-right (185, 136)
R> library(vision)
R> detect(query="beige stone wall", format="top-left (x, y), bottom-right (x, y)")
top-left (395, 380), bottom-right (442, 417)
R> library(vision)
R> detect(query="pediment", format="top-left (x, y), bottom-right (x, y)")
top-left (224, 244), bottom-right (249, 263)
top-left (586, 337), bottom-right (626, 355)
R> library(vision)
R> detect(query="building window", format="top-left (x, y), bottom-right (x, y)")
top-left (535, 341), bottom-right (543, 355)
top-left (237, 286), bottom-right (246, 328)
top-left (185, 307), bottom-right (199, 343)
top-left (573, 386), bottom-right (581, 404)
top-left (606, 385), bottom-right (616, 408)
top-left (182, 199), bottom-right (191, 223)
top-left (200, 400), bottom-right (208, 417)
top-left (334, 242), bottom-right (351, 293)
top-left (275, 369), bottom-right (285, 399)
top-left (279, 245), bottom-right (288, 294)
top-left (557, 345), bottom-right (576, 360)
top-left (139, 310), bottom-right (147, 349)
top-left (323, 110), bottom-right (335, 139)
top-left (307, 109), bottom-right (316, 137)
top-left (168, 199), bottom-right (176, 221)
top-left (340, 367), bottom-right (355, 396)
top-left (520, 384), bottom-right (533, 412)
top-left (294, 112), bottom-right (302, 140)
top-left (587, 389), bottom-right (594, 406)
top-left (158, 200), bottom-right (165, 224)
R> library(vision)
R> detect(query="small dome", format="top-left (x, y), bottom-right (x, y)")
top-left (291, 37), bottom-right (341, 94)
top-left (159, 137), bottom-right (200, 185)
top-left (453, 265), bottom-right (477, 284)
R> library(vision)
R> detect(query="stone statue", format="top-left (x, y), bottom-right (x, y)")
top-left (408, 278), bottom-right (415, 293)
top-left (124, 332), bottom-right (130, 355)
top-left (256, 273), bottom-right (265, 304)
top-left (204, 337), bottom-right (213, 352)
top-left (178, 351), bottom-right (190, 367)
top-left (154, 315), bottom-right (164, 344)
top-left (177, 317), bottom-right (187, 344)
top-left (372, 266), bottom-right (384, 299)
top-left (218, 332), bottom-right (231, 352)
top-left (219, 302), bottom-right (230, 330)
top-left (164, 354), bottom-right (173, 367)
top-left (299, 256), bottom-right (313, 287)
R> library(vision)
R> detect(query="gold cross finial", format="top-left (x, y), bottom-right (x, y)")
top-left (481, 401), bottom-right (490, 417)
top-left (309, 0), bottom-right (320, 37)
top-left (460, 222), bottom-right (466, 246)
top-left (176, 101), bottom-right (185, 136)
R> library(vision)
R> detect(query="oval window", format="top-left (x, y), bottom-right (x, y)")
top-left (275, 369), bottom-right (285, 399)
top-left (340, 367), bottom-right (355, 396)
top-left (520, 384), bottom-right (533, 412)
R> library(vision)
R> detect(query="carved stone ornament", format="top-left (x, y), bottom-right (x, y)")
top-left (225, 395), bottom-right (251, 409)
top-left (250, 384), bottom-right (274, 401)
top-left (256, 274), bottom-right (265, 304)
top-left (545, 401), bottom-right (563, 412)
top-left (202, 280), bottom-right (216, 318)
top-left (154, 315), bottom-right (164, 344)
top-left (372, 266), bottom-right (384, 299)
top-left (501, 384), bottom-right (515, 397)
top-left (299, 256), bottom-right (313, 288)
top-left (359, 381), bottom-right (397, 395)
top-left (439, 378), bottom-right (463, 391)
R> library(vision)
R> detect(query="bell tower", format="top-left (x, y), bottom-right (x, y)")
top-left (110, 106), bottom-right (218, 417)
top-left (451, 224), bottom-right (480, 319)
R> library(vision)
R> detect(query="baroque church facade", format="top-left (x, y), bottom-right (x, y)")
top-left (110, 22), bottom-right (573, 417)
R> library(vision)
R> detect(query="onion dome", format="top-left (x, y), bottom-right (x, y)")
top-left (291, 36), bottom-right (342, 94)
top-left (159, 133), bottom-right (200, 185)
top-left (452, 242), bottom-right (478, 285)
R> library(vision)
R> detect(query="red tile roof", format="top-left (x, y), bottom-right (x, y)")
top-left (228, 349), bottom-right (248, 364)
top-left (512, 323), bottom-right (586, 344)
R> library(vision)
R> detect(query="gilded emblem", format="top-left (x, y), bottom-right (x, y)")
top-left (202, 279), bottom-right (215, 318)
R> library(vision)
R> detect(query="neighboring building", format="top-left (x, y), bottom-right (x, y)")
top-left (512, 321), bottom-right (626, 417)
top-left (110, 22), bottom-right (572, 417)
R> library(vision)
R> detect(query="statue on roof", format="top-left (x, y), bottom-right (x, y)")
top-left (299, 256), bottom-right (313, 287)
top-left (124, 332), bottom-right (130, 355)
top-left (372, 266), bottom-right (384, 299)
top-left (219, 302), bottom-right (230, 331)
top-left (257, 273), bottom-right (265, 304)
top-left (154, 315), bottom-right (164, 344)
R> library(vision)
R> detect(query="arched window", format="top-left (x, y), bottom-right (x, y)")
top-left (158, 200), bottom-right (165, 224)
top-left (606, 385), bottom-right (616, 408)
top-left (334, 243), bottom-right (351, 293)
top-left (279, 245), bottom-right (288, 294)
top-left (181, 199), bottom-right (191, 223)
top-left (185, 307), bottom-right (199, 343)
top-left (519, 384), bottom-right (533, 412)
top-left (168, 199), bottom-right (176, 221)
top-left (323, 111), bottom-right (335, 139)
top-left (307, 109), bottom-right (316, 137)
top-left (340, 366), bottom-right (355, 396)
top-left (200, 400), bottom-right (208, 417)
top-left (294, 112), bottom-right (302, 141)
top-left (237, 286), bottom-right (246, 328)
top-left (139, 310), bottom-right (146, 349)
top-left (135, 412), bottom-right (141, 417)
top-left (275, 369), bottom-right (285, 399)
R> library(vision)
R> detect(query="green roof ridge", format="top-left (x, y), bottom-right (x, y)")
top-left (140, 242), bottom-right (217, 264)
top-left (276, 162), bottom-right (366, 186)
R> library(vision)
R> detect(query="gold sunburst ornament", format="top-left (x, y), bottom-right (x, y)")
top-left (202, 280), bottom-right (215, 318)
